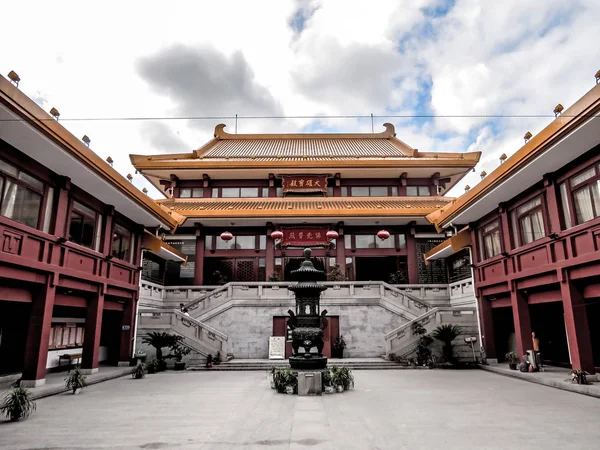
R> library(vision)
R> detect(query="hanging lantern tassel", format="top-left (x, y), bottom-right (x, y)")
top-left (326, 230), bottom-right (339, 241)
top-left (377, 229), bottom-right (390, 241)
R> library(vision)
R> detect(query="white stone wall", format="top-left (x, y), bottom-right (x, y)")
top-left (204, 304), bottom-right (408, 359)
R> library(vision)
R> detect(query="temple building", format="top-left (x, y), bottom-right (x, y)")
top-left (426, 78), bottom-right (600, 374)
top-left (0, 74), bottom-right (183, 385)
top-left (131, 123), bottom-right (481, 287)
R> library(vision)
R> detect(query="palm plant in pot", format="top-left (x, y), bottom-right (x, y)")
top-left (432, 324), bottom-right (463, 365)
top-left (142, 331), bottom-right (177, 366)
top-left (505, 352), bottom-right (519, 370)
top-left (1, 387), bottom-right (36, 422)
top-left (65, 368), bottom-right (87, 394)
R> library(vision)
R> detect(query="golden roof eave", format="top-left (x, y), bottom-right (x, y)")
top-left (0, 75), bottom-right (178, 230)
top-left (428, 82), bottom-right (600, 230)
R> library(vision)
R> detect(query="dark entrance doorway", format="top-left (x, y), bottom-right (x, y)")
top-left (586, 300), bottom-right (600, 368)
top-left (204, 258), bottom-right (261, 283)
top-left (529, 302), bottom-right (570, 367)
top-left (0, 301), bottom-right (30, 375)
top-left (273, 316), bottom-right (339, 358)
top-left (283, 258), bottom-right (325, 281)
top-left (491, 306), bottom-right (514, 361)
top-left (354, 256), bottom-right (398, 282)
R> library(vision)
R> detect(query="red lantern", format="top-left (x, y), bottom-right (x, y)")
top-left (270, 230), bottom-right (283, 240)
top-left (326, 230), bottom-right (339, 241)
top-left (377, 229), bottom-right (390, 241)
top-left (220, 231), bottom-right (233, 241)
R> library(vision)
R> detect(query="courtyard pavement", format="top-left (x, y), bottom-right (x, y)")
top-left (1, 369), bottom-right (599, 450)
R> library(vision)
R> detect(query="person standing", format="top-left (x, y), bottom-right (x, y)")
top-left (532, 332), bottom-right (543, 371)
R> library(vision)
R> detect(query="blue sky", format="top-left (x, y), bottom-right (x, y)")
top-left (1, 0), bottom-right (599, 197)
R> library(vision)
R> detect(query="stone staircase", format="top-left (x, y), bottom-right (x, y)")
top-left (385, 306), bottom-right (480, 363)
top-left (187, 358), bottom-right (418, 371)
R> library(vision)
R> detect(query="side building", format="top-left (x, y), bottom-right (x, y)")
top-left (0, 74), bottom-right (184, 386)
top-left (427, 76), bottom-right (600, 374)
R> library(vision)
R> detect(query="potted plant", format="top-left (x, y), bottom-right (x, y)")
top-left (1, 387), bottom-right (36, 422)
top-left (65, 368), bottom-right (87, 394)
top-left (213, 351), bottom-right (222, 366)
top-left (432, 324), bottom-right (463, 365)
top-left (132, 363), bottom-right (147, 379)
top-left (327, 264), bottom-right (347, 282)
top-left (142, 331), bottom-right (178, 366)
top-left (272, 366), bottom-right (298, 394)
top-left (147, 359), bottom-right (159, 374)
top-left (322, 369), bottom-right (335, 394)
top-left (569, 369), bottom-right (588, 385)
top-left (505, 352), bottom-right (519, 370)
top-left (330, 366), bottom-right (354, 392)
top-left (332, 335), bottom-right (347, 359)
top-left (268, 273), bottom-right (280, 282)
top-left (171, 341), bottom-right (191, 371)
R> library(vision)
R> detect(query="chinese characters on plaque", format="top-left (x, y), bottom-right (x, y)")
top-left (280, 228), bottom-right (330, 247)
top-left (281, 175), bottom-right (328, 194)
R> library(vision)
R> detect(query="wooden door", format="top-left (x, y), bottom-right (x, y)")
top-left (235, 259), bottom-right (256, 281)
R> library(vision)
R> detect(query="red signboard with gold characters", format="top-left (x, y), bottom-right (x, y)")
top-left (281, 175), bottom-right (328, 194)
top-left (281, 227), bottom-right (330, 247)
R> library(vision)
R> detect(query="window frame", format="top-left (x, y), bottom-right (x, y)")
top-left (510, 195), bottom-right (547, 247)
top-left (406, 186), bottom-right (431, 197)
top-left (343, 186), bottom-right (397, 197)
top-left (111, 222), bottom-right (133, 262)
top-left (68, 199), bottom-right (100, 250)
top-left (0, 158), bottom-right (45, 229)
top-left (211, 187), bottom-right (268, 198)
top-left (179, 187), bottom-right (203, 198)
top-left (562, 164), bottom-right (600, 226)
top-left (479, 219), bottom-right (502, 260)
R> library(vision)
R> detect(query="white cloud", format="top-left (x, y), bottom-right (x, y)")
top-left (1, 0), bottom-right (599, 201)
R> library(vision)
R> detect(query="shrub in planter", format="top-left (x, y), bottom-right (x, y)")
top-left (272, 366), bottom-right (298, 394)
top-left (65, 368), bottom-right (87, 394)
top-left (1, 387), bottom-right (36, 422)
top-left (213, 351), bottom-right (222, 366)
top-left (570, 369), bottom-right (588, 385)
top-left (147, 359), bottom-right (159, 374)
top-left (330, 366), bottom-right (354, 391)
top-left (132, 363), bottom-right (147, 379)
top-left (170, 340), bottom-right (191, 371)
top-left (332, 335), bottom-right (347, 359)
top-left (505, 352), bottom-right (519, 370)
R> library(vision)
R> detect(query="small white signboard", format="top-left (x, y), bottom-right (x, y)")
top-left (269, 336), bottom-right (286, 360)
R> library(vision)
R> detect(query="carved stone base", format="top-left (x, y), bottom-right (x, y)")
top-left (289, 356), bottom-right (328, 370)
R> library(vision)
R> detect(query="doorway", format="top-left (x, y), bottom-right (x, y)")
top-left (204, 258), bottom-right (261, 283)
top-left (529, 302), bottom-right (570, 366)
top-left (354, 256), bottom-right (398, 282)
top-left (273, 316), bottom-right (339, 358)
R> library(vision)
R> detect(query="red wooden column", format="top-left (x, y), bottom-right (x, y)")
top-left (194, 223), bottom-right (205, 285)
top-left (265, 223), bottom-right (274, 279)
top-left (119, 297), bottom-right (137, 365)
top-left (543, 176), bottom-right (563, 233)
top-left (52, 176), bottom-right (71, 238)
top-left (81, 291), bottom-right (105, 374)
top-left (510, 288), bottom-right (532, 358)
top-left (335, 224), bottom-right (346, 274)
top-left (478, 295), bottom-right (497, 360)
top-left (22, 280), bottom-right (56, 387)
top-left (561, 281), bottom-right (595, 373)
top-left (406, 226), bottom-right (418, 284)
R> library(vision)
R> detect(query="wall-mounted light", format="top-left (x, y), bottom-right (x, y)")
top-left (126, 173), bottom-right (133, 182)
top-left (499, 153), bottom-right (507, 164)
top-left (7, 70), bottom-right (20, 86)
top-left (553, 104), bottom-right (564, 117)
top-left (464, 185), bottom-right (471, 193)
top-left (49, 107), bottom-right (60, 120)
top-left (142, 187), bottom-right (148, 194)
top-left (82, 135), bottom-right (91, 147)
top-left (480, 171), bottom-right (487, 180)
top-left (106, 156), bottom-right (114, 166)
top-left (524, 131), bottom-right (532, 143)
